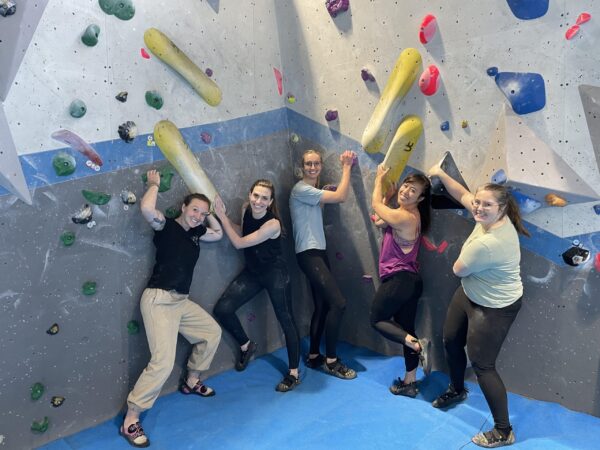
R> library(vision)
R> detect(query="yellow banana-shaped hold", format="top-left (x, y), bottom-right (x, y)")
top-left (361, 48), bottom-right (422, 154)
top-left (381, 115), bottom-right (423, 191)
top-left (154, 120), bottom-right (218, 201)
top-left (144, 28), bottom-right (222, 106)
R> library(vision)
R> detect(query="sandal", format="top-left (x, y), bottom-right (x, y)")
top-left (305, 354), bottom-right (325, 369)
top-left (472, 428), bottom-right (516, 448)
top-left (119, 422), bottom-right (150, 448)
top-left (276, 373), bottom-right (300, 392)
top-left (180, 379), bottom-right (216, 397)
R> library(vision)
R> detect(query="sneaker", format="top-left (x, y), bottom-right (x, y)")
top-left (472, 428), bottom-right (516, 448)
top-left (276, 373), bottom-right (300, 392)
top-left (417, 338), bottom-right (432, 375)
top-left (389, 379), bottom-right (419, 398)
top-left (305, 354), bottom-right (326, 369)
top-left (235, 341), bottom-right (257, 371)
top-left (432, 385), bottom-right (468, 409)
top-left (119, 422), bottom-right (150, 448)
top-left (323, 359), bottom-right (357, 380)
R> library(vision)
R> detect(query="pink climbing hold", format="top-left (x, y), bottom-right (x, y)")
top-left (141, 48), bottom-right (150, 59)
top-left (419, 14), bottom-right (437, 44)
top-left (421, 236), bottom-right (437, 252)
top-left (437, 241), bottom-right (449, 253)
top-left (594, 253), bottom-right (600, 273)
top-left (419, 65), bottom-right (440, 96)
top-left (273, 67), bottom-right (283, 95)
top-left (565, 25), bottom-right (580, 40)
top-left (200, 132), bottom-right (212, 144)
top-left (576, 12), bottom-right (591, 25)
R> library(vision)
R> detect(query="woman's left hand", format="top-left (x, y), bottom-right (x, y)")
top-left (375, 163), bottom-right (390, 180)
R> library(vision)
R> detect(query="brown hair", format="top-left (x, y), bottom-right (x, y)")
top-left (183, 193), bottom-right (211, 208)
top-left (300, 149), bottom-right (323, 186)
top-left (402, 173), bottom-right (432, 234)
top-left (249, 179), bottom-right (285, 236)
top-left (477, 184), bottom-right (530, 237)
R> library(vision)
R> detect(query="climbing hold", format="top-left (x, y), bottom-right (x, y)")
top-left (506, 0), bottom-right (549, 20)
top-left (141, 168), bottom-right (174, 193)
top-left (144, 28), bottom-right (222, 106)
top-left (595, 254), bottom-right (600, 273)
top-left (200, 132), bottom-right (212, 144)
top-left (205, 68), bottom-right (213, 77)
top-left (46, 323), bottom-right (60, 335)
top-left (325, 109), bottom-right (338, 121)
top-left (273, 67), bottom-right (283, 95)
top-left (69, 99), bottom-right (87, 118)
top-left (361, 67), bottom-right (375, 82)
top-left (50, 396), bottom-right (65, 408)
top-left (576, 13), bottom-right (591, 25)
top-left (440, 121), bottom-right (449, 131)
top-left (511, 190), bottom-right (542, 214)
top-left (82, 281), bottom-right (97, 296)
top-left (99, 0), bottom-right (135, 21)
top-left (165, 206), bottom-right (181, 219)
top-left (461, 120), bottom-right (469, 129)
top-left (290, 133), bottom-right (300, 144)
top-left (118, 121), bottom-right (138, 143)
top-left (326, 0), bottom-right (349, 18)
top-left (322, 184), bottom-right (338, 191)
top-left (421, 236), bottom-right (438, 251)
top-left (246, 312), bottom-right (256, 323)
top-left (147, 136), bottom-right (156, 147)
top-left (31, 382), bottom-right (44, 401)
top-left (81, 24), bottom-right (100, 47)
top-left (486, 67), bottom-right (499, 77)
top-left (72, 204), bottom-right (93, 224)
top-left (60, 231), bottom-right (76, 247)
top-left (115, 91), bottom-right (128, 103)
top-left (127, 320), bottom-right (140, 335)
top-left (286, 94), bottom-right (296, 104)
top-left (494, 72), bottom-right (546, 115)
top-left (335, 251), bottom-right (344, 260)
top-left (86, 220), bottom-right (97, 229)
top-left (437, 241), bottom-right (449, 253)
top-left (545, 193), bottom-right (568, 207)
top-left (593, 204), bottom-right (600, 215)
top-left (419, 65), bottom-right (440, 96)
top-left (491, 169), bottom-right (507, 184)
top-left (140, 48), bottom-right (150, 59)
top-left (381, 115), bottom-right (423, 193)
top-left (565, 25), bottom-right (580, 40)
top-left (120, 190), bottom-right (136, 205)
top-left (419, 14), bottom-right (437, 44)
top-left (52, 152), bottom-right (77, 176)
top-left (562, 246), bottom-right (590, 266)
top-left (82, 190), bottom-right (111, 205)
top-left (31, 417), bottom-right (49, 434)
top-left (51, 129), bottom-right (103, 167)
top-left (145, 90), bottom-right (164, 110)
top-left (0, 0), bottom-right (16, 16)
top-left (370, 213), bottom-right (378, 223)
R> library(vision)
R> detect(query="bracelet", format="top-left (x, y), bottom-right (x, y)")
top-left (147, 182), bottom-right (160, 188)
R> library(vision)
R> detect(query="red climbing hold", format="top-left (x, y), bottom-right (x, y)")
top-left (421, 236), bottom-right (437, 252)
top-left (419, 65), bottom-right (440, 96)
top-left (437, 241), bottom-right (448, 253)
top-left (576, 12), bottom-right (591, 25)
top-left (273, 67), bottom-right (283, 95)
top-left (419, 14), bottom-right (437, 44)
top-left (565, 25), bottom-right (580, 40)
top-left (595, 253), bottom-right (600, 273)
top-left (141, 48), bottom-right (150, 59)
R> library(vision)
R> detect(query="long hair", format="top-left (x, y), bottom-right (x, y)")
top-left (402, 173), bottom-right (431, 234)
top-left (300, 149), bottom-right (323, 187)
top-left (249, 179), bottom-right (285, 236)
top-left (477, 183), bottom-right (530, 237)
top-left (183, 193), bottom-right (211, 208)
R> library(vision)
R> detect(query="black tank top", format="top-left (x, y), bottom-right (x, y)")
top-left (242, 208), bottom-right (282, 270)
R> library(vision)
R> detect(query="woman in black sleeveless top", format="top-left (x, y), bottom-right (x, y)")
top-left (213, 179), bottom-right (301, 392)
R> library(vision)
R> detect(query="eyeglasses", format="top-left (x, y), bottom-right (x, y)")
top-left (304, 161), bottom-right (321, 167)
top-left (471, 199), bottom-right (499, 209)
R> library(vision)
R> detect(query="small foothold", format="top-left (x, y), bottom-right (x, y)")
top-left (165, 206), bottom-right (181, 219)
top-left (486, 67), bottom-right (499, 77)
top-left (81, 24), bottom-right (100, 46)
top-left (545, 193), bottom-right (568, 207)
top-left (0, 0), bottom-right (16, 17)
top-left (562, 246), bottom-right (590, 266)
top-left (82, 190), bottom-right (111, 205)
top-left (82, 281), bottom-right (97, 296)
top-left (361, 67), bottom-right (375, 82)
top-left (118, 121), bottom-right (138, 143)
top-left (50, 396), bottom-right (65, 408)
top-left (576, 12), bottom-right (591, 25)
top-left (69, 99), bottom-right (87, 118)
top-left (115, 91), bottom-right (128, 102)
top-left (565, 25), bottom-right (580, 40)
top-left (290, 133), bottom-right (300, 144)
top-left (593, 204), bottom-right (600, 215)
top-left (72, 204), bottom-right (93, 224)
top-left (322, 184), bottom-right (338, 192)
top-left (335, 251), bottom-right (344, 260)
top-left (437, 241), bottom-right (449, 253)
top-left (370, 214), bottom-right (378, 223)
top-left (421, 236), bottom-right (438, 251)
top-left (205, 68), bottom-right (213, 77)
top-left (325, 0), bottom-right (349, 18)
top-left (60, 231), bottom-right (76, 247)
top-left (440, 121), bottom-right (450, 131)
top-left (146, 136), bottom-right (156, 147)
top-left (200, 132), bottom-right (212, 144)
top-left (141, 169), bottom-right (174, 192)
top-left (127, 320), bottom-right (140, 335)
top-left (31, 417), bottom-right (49, 434)
top-left (273, 67), bottom-right (283, 95)
top-left (120, 190), bottom-right (136, 205)
top-left (31, 382), bottom-right (45, 401)
top-left (52, 152), bottom-right (77, 176)
top-left (86, 220), bottom-right (97, 229)
top-left (491, 169), bottom-right (507, 184)
top-left (246, 312), bottom-right (256, 323)
top-left (286, 93), bottom-right (296, 104)
top-left (325, 109), bottom-right (338, 121)
top-left (140, 48), bottom-right (150, 59)
top-left (46, 323), bottom-right (60, 335)
top-left (572, 239), bottom-right (580, 246)
top-left (145, 90), bottom-right (164, 110)
top-left (461, 120), bottom-right (469, 129)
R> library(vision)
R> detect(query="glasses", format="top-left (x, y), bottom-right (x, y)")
top-left (303, 161), bottom-right (321, 167)
top-left (471, 199), bottom-right (499, 209)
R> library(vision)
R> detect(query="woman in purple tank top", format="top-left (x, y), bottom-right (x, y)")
top-left (370, 164), bottom-right (432, 398)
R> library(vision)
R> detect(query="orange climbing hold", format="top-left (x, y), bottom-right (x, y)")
top-left (545, 193), bottom-right (568, 207)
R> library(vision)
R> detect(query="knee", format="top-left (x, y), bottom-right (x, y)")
top-left (471, 359), bottom-right (495, 377)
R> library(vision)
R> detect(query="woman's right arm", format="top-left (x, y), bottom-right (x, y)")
top-left (140, 169), bottom-right (166, 230)
top-left (427, 164), bottom-right (474, 210)
top-left (321, 150), bottom-right (356, 204)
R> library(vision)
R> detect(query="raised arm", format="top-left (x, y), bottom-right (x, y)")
top-left (140, 170), bottom-right (166, 230)
top-left (427, 163), bottom-right (474, 210)
top-left (200, 212), bottom-right (223, 242)
top-left (371, 164), bottom-right (415, 227)
top-left (321, 150), bottom-right (356, 204)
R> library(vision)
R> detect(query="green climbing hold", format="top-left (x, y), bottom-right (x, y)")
top-left (82, 189), bottom-right (111, 205)
top-left (145, 90), bottom-right (164, 110)
top-left (99, 0), bottom-right (135, 20)
top-left (165, 206), bottom-right (181, 219)
top-left (141, 168), bottom-right (174, 192)
top-left (69, 99), bottom-right (87, 118)
top-left (60, 231), bottom-right (76, 247)
top-left (81, 24), bottom-right (100, 46)
top-left (127, 320), bottom-right (140, 335)
top-left (31, 382), bottom-right (44, 401)
top-left (31, 417), bottom-right (49, 434)
top-left (52, 152), bottom-right (76, 176)
top-left (82, 281), bottom-right (97, 296)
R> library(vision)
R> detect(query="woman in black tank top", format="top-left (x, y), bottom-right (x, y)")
top-left (213, 180), bottom-right (301, 392)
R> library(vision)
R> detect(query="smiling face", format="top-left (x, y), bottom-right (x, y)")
top-left (302, 151), bottom-right (322, 183)
top-left (179, 198), bottom-right (210, 231)
top-left (248, 185), bottom-right (273, 218)
top-left (471, 188), bottom-right (505, 227)
top-left (397, 180), bottom-right (425, 207)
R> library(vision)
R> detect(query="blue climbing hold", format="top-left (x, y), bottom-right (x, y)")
top-left (495, 72), bottom-right (546, 115)
top-left (506, 0), bottom-right (549, 20)
top-left (486, 67), bottom-right (498, 77)
top-left (511, 190), bottom-right (542, 215)
top-left (440, 121), bottom-right (449, 131)
top-left (491, 169), bottom-right (507, 184)
top-left (593, 204), bottom-right (600, 215)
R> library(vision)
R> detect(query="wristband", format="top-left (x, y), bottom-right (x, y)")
top-left (147, 182), bottom-right (160, 189)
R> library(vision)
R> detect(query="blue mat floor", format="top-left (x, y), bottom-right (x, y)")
top-left (41, 342), bottom-right (599, 449)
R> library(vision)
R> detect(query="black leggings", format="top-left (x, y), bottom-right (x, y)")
top-left (213, 264), bottom-right (300, 369)
top-left (370, 271), bottom-right (423, 372)
top-left (296, 249), bottom-right (347, 359)
top-left (443, 286), bottom-right (522, 430)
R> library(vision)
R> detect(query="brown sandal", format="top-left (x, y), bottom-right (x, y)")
top-left (119, 422), bottom-right (150, 448)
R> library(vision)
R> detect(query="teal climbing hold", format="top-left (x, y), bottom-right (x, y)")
top-left (52, 152), bottom-right (76, 176)
top-left (81, 24), bottom-right (100, 46)
top-left (145, 90), bottom-right (164, 110)
top-left (82, 281), bottom-right (97, 296)
top-left (69, 99), bottom-right (87, 118)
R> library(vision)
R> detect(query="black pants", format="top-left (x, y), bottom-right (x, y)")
top-left (296, 249), bottom-right (347, 359)
top-left (370, 271), bottom-right (423, 372)
top-left (443, 286), bottom-right (522, 429)
top-left (213, 264), bottom-right (300, 369)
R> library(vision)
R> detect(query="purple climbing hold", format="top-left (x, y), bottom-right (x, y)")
top-left (326, 0), bottom-right (349, 18)
top-left (495, 72), bottom-right (546, 115)
top-left (506, 0), bottom-right (549, 20)
top-left (201, 132), bottom-right (212, 144)
top-left (440, 121), bottom-right (449, 131)
top-left (593, 204), bottom-right (600, 215)
top-left (335, 251), bottom-right (344, 260)
top-left (361, 67), bottom-right (375, 82)
top-left (205, 68), bottom-right (213, 77)
top-left (322, 184), bottom-right (338, 192)
top-left (486, 67), bottom-right (499, 77)
top-left (491, 169), bottom-right (507, 184)
top-left (325, 109), bottom-right (338, 121)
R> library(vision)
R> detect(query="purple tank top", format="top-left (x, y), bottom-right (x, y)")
top-left (379, 226), bottom-right (421, 279)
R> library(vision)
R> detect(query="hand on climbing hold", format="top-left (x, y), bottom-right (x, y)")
top-left (340, 150), bottom-right (356, 166)
top-left (146, 170), bottom-right (161, 188)
top-left (213, 195), bottom-right (227, 219)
